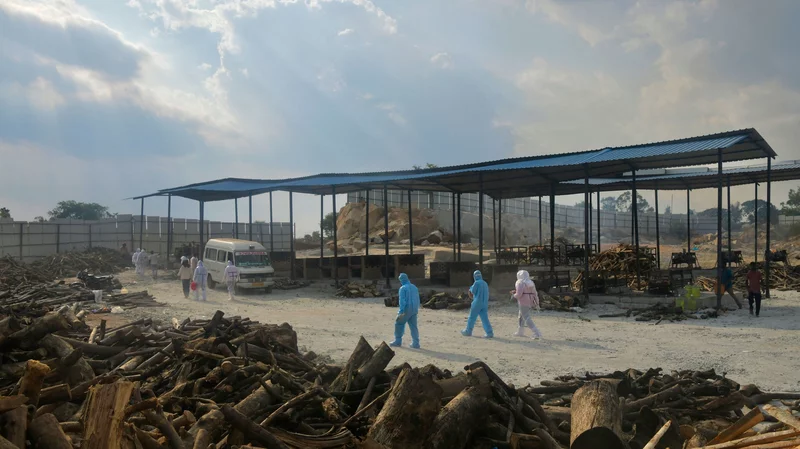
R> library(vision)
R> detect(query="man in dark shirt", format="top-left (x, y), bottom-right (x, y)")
top-left (720, 263), bottom-right (742, 309)
top-left (746, 262), bottom-right (763, 317)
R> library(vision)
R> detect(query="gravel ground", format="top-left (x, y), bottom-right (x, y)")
top-left (114, 270), bottom-right (800, 392)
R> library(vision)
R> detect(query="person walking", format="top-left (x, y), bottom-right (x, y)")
top-left (193, 260), bottom-right (208, 301)
top-left (149, 250), bottom-right (159, 280)
top-left (720, 263), bottom-right (743, 309)
top-left (224, 260), bottom-right (240, 301)
top-left (178, 259), bottom-right (193, 299)
top-left (746, 262), bottom-right (763, 317)
top-left (389, 273), bottom-right (421, 349)
top-left (190, 254), bottom-right (198, 273)
top-left (511, 270), bottom-right (543, 339)
top-left (462, 270), bottom-right (494, 338)
top-left (132, 248), bottom-right (140, 270)
top-left (136, 249), bottom-right (148, 278)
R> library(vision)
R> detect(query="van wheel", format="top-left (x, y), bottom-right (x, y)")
top-left (208, 276), bottom-right (217, 289)
top-left (264, 286), bottom-right (273, 294)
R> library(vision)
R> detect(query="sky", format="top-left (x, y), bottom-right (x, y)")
top-left (1, 0), bottom-right (799, 234)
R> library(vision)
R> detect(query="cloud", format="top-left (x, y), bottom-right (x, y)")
top-left (337, 28), bottom-right (354, 36)
top-left (198, 63), bottom-right (213, 71)
top-left (430, 52), bottom-right (453, 69)
top-left (6, 77), bottom-right (65, 111)
top-left (524, 0), bottom-right (618, 46)
top-left (376, 103), bottom-right (406, 126)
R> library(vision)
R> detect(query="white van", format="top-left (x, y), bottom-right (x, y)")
top-left (203, 239), bottom-right (276, 293)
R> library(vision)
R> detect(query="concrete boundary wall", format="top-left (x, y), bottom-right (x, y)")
top-left (0, 214), bottom-right (292, 262)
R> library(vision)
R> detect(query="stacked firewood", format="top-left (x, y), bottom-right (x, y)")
top-left (697, 263), bottom-right (800, 292)
top-left (599, 303), bottom-right (721, 323)
top-left (1, 303), bottom-right (799, 448)
top-left (30, 248), bottom-right (129, 279)
top-left (336, 282), bottom-right (382, 298)
top-left (573, 244), bottom-right (657, 292)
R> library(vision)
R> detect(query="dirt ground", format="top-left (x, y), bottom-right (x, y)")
top-left (112, 269), bottom-right (800, 393)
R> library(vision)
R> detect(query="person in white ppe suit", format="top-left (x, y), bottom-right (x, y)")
top-left (224, 261), bottom-right (240, 301)
top-left (132, 249), bottom-right (140, 270)
top-left (137, 249), bottom-right (149, 278)
top-left (193, 260), bottom-right (208, 301)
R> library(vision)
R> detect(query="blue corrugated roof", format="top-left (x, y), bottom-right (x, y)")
top-left (135, 128), bottom-right (776, 201)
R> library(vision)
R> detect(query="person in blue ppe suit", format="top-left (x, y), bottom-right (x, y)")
top-left (462, 270), bottom-right (494, 338)
top-left (389, 273), bottom-right (421, 349)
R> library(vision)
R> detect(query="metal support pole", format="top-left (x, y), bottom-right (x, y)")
top-left (166, 195), bottom-right (172, 265)
top-left (479, 175), bottom-right (484, 270)
top-left (269, 192), bottom-right (274, 252)
top-left (199, 201), bottom-right (205, 257)
top-left (457, 194), bottom-right (462, 261)
top-left (139, 198), bottom-right (145, 250)
top-left (56, 224), bottom-right (61, 254)
top-left (632, 171), bottom-right (640, 290)
top-left (686, 190), bottom-right (691, 253)
top-left (18, 223), bottom-right (23, 260)
top-left (754, 183), bottom-right (758, 264)
top-left (289, 192), bottom-right (295, 281)
top-left (596, 191), bottom-right (601, 253)
top-left (248, 195), bottom-right (253, 241)
top-left (234, 198), bottom-right (239, 239)
top-left (727, 175), bottom-right (732, 256)
top-left (538, 196), bottom-right (543, 246)
top-left (588, 192), bottom-right (592, 246)
top-left (384, 185), bottom-right (390, 288)
top-left (452, 193), bottom-right (456, 259)
top-left (655, 189), bottom-right (661, 269)
top-left (333, 188), bottom-right (338, 286)
top-left (407, 190), bottom-right (413, 256)
top-left (716, 149), bottom-right (723, 309)
top-left (766, 157), bottom-right (772, 298)
top-left (550, 190), bottom-right (556, 272)
top-left (365, 190), bottom-right (370, 256)
top-left (498, 199), bottom-right (503, 250)
top-left (584, 175), bottom-right (590, 297)
top-left (320, 195), bottom-right (324, 259)
top-left (492, 198), bottom-right (497, 256)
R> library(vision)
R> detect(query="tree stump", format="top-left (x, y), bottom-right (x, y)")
top-left (425, 387), bottom-right (487, 449)
top-left (81, 381), bottom-right (135, 449)
top-left (367, 367), bottom-right (442, 449)
top-left (570, 380), bottom-right (628, 449)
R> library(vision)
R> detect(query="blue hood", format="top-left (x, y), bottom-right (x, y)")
top-left (398, 273), bottom-right (410, 285)
top-left (473, 270), bottom-right (483, 281)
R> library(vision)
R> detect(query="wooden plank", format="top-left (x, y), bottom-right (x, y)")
top-left (708, 407), bottom-right (765, 445)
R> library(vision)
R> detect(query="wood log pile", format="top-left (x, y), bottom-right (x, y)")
top-left (599, 303), bottom-right (720, 323)
top-left (272, 279), bottom-right (311, 291)
top-left (696, 263), bottom-right (800, 292)
top-left (420, 291), bottom-right (472, 310)
top-left (0, 301), bottom-right (798, 448)
top-left (29, 248), bottom-right (129, 279)
top-left (573, 244), bottom-right (657, 292)
top-left (336, 282), bottom-right (382, 298)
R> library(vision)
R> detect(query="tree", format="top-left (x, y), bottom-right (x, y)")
top-left (48, 201), bottom-right (113, 220)
top-left (781, 187), bottom-right (800, 216)
top-left (412, 163), bottom-right (439, 170)
top-left (616, 191), bottom-right (651, 214)
top-left (321, 212), bottom-right (336, 238)
top-left (697, 205), bottom-right (742, 229)
top-left (664, 206), bottom-right (672, 215)
top-left (574, 201), bottom-right (586, 209)
top-left (0, 207), bottom-right (10, 219)
top-left (33, 216), bottom-right (46, 223)
top-left (600, 196), bottom-right (618, 211)
top-left (741, 199), bottom-right (779, 224)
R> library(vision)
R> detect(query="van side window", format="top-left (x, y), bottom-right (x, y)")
top-left (206, 248), bottom-right (218, 261)
top-left (217, 251), bottom-right (228, 263)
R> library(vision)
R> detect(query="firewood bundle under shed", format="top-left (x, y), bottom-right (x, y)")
top-left (0, 306), bottom-right (799, 448)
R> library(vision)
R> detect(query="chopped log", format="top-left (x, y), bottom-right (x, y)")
top-left (570, 381), bottom-right (627, 449)
top-left (330, 337), bottom-right (374, 392)
top-left (191, 429), bottom-right (211, 449)
top-left (81, 381), bottom-right (134, 449)
top-left (29, 413), bottom-right (72, 449)
top-left (6, 312), bottom-right (71, 348)
top-left (18, 360), bottom-right (51, 408)
top-left (0, 317), bottom-right (21, 338)
top-left (533, 428), bottom-right (562, 449)
top-left (697, 429), bottom-right (800, 448)
top-left (625, 383), bottom-right (682, 412)
top-left (172, 411), bottom-right (196, 431)
top-left (55, 336), bottom-right (127, 358)
top-left (41, 335), bottom-right (95, 387)
top-left (748, 393), bottom-right (800, 408)
top-left (764, 405), bottom-right (800, 430)
top-left (643, 420), bottom-right (671, 449)
top-left (142, 408), bottom-right (184, 449)
top-left (425, 387), bottom-right (487, 449)
top-left (60, 422), bottom-right (83, 433)
top-left (0, 406), bottom-right (27, 448)
top-left (260, 388), bottom-right (322, 427)
top-left (219, 405), bottom-right (289, 449)
top-left (707, 407), bottom-right (765, 445)
top-left (353, 342), bottom-right (395, 390)
top-left (0, 398), bottom-right (27, 415)
top-left (124, 397), bottom-right (158, 417)
top-left (0, 435), bottom-right (19, 449)
top-left (39, 384), bottom-right (72, 405)
top-left (134, 427), bottom-right (165, 449)
top-left (435, 367), bottom-right (492, 399)
top-left (367, 367), bottom-right (443, 449)
top-left (518, 389), bottom-right (570, 445)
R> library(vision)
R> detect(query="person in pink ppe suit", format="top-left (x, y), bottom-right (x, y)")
top-left (510, 270), bottom-right (542, 339)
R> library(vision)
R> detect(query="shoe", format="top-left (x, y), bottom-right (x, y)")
top-left (389, 340), bottom-right (402, 347)
top-left (460, 330), bottom-right (472, 337)
top-left (532, 335), bottom-right (542, 340)
top-left (483, 334), bottom-right (494, 339)
top-left (513, 327), bottom-right (525, 337)
top-left (410, 343), bottom-right (420, 349)
top-left (750, 308), bottom-right (754, 315)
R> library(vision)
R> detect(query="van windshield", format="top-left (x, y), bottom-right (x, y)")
top-left (234, 251), bottom-right (270, 268)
